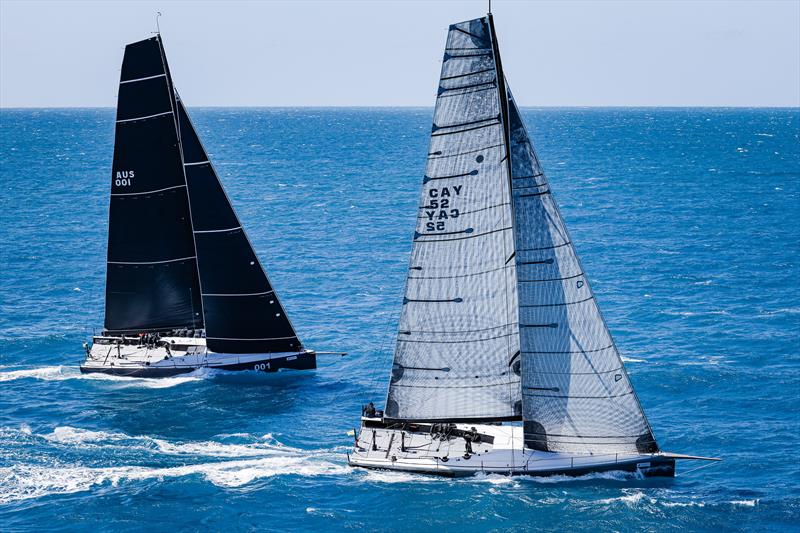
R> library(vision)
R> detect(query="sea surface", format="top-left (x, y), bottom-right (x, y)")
top-left (0, 107), bottom-right (798, 532)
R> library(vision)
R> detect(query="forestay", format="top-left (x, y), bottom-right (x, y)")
top-left (104, 37), bottom-right (203, 334)
top-left (385, 17), bottom-right (521, 422)
top-left (176, 98), bottom-right (302, 354)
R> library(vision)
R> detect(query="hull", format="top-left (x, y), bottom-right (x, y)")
top-left (348, 418), bottom-right (675, 478)
top-left (80, 335), bottom-right (316, 378)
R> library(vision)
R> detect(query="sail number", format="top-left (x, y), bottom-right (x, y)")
top-left (115, 170), bottom-right (135, 187)
top-left (425, 185), bottom-right (462, 232)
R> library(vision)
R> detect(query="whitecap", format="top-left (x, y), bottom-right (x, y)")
top-left (0, 365), bottom-right (209, 389)
top-left (730, 499), bottom-right (759, 507)
top-left (0, 457), bottom-right (349, 504)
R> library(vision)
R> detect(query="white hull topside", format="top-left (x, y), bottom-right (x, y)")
top-left (349, 418), bottom-right (681, 478)
top-left (81, 335), bottom-right (316, 376)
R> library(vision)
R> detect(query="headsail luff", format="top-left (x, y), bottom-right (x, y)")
top-left (176, 98), bottom-right (302, 353)
top-left (104, 36), bottom-right (203, 334)
top-left (385, 17), bottom-right (522, 422)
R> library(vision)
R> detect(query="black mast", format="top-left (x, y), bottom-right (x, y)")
top-left (487, 12), bottom-right (514, 195)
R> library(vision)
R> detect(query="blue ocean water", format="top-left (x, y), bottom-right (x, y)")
top-left (0, 107), bottom-right (798, 531)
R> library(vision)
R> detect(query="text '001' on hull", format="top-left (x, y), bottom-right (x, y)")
top-left (348, 13), bottom-right (720, 478)
top-left (81, 33), bottom-right (315, 378)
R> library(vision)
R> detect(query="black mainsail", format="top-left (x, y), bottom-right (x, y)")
top-left (105, 36), bottom-right (202, 333)
top-left (385, 15), bottom-right (657, 456)
top-left (103, 36), bottom-right (301, 354)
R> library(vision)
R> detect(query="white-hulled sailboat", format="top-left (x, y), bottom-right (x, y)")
top-left (81, 34), bottom-right (315, 377)
top-left (348, 12), bottom-right (718, 477)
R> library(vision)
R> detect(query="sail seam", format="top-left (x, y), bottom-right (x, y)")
top-left (111, 184), bottom-right (186, 197)
top-left (108, 255), bottom-right (196, 265)
top-left (519, 296), bottom-right (595, 308)
top-left (522, 344), bottom-right (615, 354)
top-left (517, 272), bottom-right (583, 283)
top-left (194, 226), bottom-right (242, 234)
top-left (399, 322), bottom-right (517, 335)
top-left (398, 332), bottom-right (516, 344)
top-left (184, 160), bottom-right (211, 166)
top-left (116, 110), bottom-right (172, 124)
top-left (414, 226), bottom-right (511, 242)
top-left (120, 73), bottom-right (166, 84)
top-left (522, 390), bottom-right (634, 399)
top-left (440, 67), bottom-right (494, 80)
top-left (202, 291), bottom-right (274, 297)
top-left (408, 263), bottom-right (513, 279)
top-left (427, 143), bottom-right (504, 160)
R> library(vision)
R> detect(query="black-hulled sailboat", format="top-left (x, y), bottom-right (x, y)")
top-left (81, 35), bottom-right (316, 377)
top-left (348, 13), bottom-right (717, 477)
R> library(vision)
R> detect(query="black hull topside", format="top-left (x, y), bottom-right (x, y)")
top-left (79, 351), bottom-right (317, 378)
top-left (348, 456), bottom-right (676, 479)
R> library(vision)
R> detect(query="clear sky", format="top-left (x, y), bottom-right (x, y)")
top-left (1, 0), bottom-right (798, 107)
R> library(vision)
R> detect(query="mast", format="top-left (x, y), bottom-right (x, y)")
top-left (487, 13), bottom-right (514, 203)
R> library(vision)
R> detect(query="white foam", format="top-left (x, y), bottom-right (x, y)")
top-left (730, 499), bottom-right (759, 507)
top-left (38, 426), bottom-right (311, 459)
top-left (596, 490), bottom-right (651, 506)
top-left (0, 365), bottom-right (207, 388)
top-left (621, 357), bottom-right (646, 363)
top-left (0, 457), bottom-right (349, 504)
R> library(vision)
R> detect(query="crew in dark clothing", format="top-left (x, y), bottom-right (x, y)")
top-left (363, 402), bottom-right (377, 417)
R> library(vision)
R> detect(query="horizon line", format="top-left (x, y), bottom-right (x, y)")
top-left (2, 105), bottom-right (799, 111)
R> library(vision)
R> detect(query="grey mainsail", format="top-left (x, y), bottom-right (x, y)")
top-left (385, 18), bottom-right (521, 422)
top-left (385, 14), bottom-right (657, 455)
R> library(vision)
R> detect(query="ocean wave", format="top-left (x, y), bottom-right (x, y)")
top-left (10, 425), bottom-right (316, 459)
top-left (0, 457), bottom-right (349, 504)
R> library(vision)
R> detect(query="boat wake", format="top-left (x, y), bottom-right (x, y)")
top-left (0, 426), bottom-right (348, 504)
top-left (0, 457), bottom-right (348, 504)
top-left (0, 365), bottom-right (210, 388)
